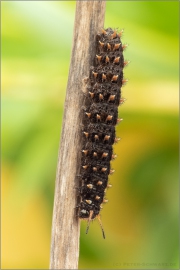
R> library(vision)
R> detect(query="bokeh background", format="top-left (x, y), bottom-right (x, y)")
top-left (2, 1), bottom-right (179, 269)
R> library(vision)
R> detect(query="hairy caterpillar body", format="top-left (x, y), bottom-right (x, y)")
top-left (77, 28), bottom-right (128, 238)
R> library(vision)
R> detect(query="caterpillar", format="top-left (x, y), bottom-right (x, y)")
top-left (77, 28), bottom-right (128, 239)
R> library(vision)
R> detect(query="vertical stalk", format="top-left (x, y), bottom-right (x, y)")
top-left (49, 1), bottom-right (106, 269)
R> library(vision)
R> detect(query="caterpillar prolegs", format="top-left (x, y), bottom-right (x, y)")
top-left (77, 28), bottom-right (128, 238)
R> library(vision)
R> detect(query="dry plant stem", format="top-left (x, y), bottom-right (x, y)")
top-left (49, 1), bottom-right (106, 269)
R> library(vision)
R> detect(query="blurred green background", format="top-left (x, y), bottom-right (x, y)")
top-left (1, 1), bottom-right (179, 269)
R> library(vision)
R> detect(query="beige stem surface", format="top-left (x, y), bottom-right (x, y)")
top-left (49, 1), bottom-right (106, 269)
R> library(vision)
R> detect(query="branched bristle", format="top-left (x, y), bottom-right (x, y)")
top-left (97, 215), bottom-right (105, 239)
top-left (86, 210), bottom-right (93, 235)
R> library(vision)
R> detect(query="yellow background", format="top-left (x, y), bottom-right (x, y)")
top-left (2, 1), bottom-right (179, 269)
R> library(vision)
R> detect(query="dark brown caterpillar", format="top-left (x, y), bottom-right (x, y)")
top-left (77, 28), bottom-right (128, 238)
